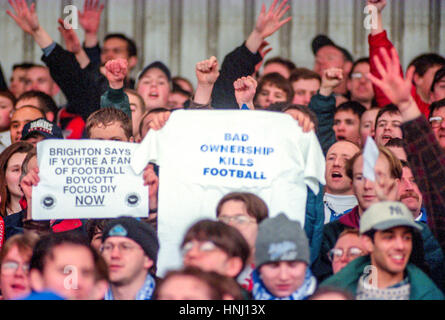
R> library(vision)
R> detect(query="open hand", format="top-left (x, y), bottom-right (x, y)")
top-left (255, 0), bottom-right (292, 39)
top-left (6, 0), bottom-right (40, 34)
top-left (367, 47), bottom-right (415, 107)
top-left (79, 0), bottom-right (104, 35)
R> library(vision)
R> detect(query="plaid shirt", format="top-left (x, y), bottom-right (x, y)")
top-left (402, 115), bottom-right (445, 254)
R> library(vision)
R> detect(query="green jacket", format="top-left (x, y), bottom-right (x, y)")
top-left (308, 92), bottom-right (337, 155)
top-left (321, 256), bottom-right (445, 300)
top-left (100, 86), bottom-right (132, 119)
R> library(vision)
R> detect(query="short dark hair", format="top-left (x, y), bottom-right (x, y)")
top-left (172, 76), bottom-right (194, 94)
top-left (17, 90), bottom-right (59, 116)
top-left (171, 82), bottom-right (192, 98)
top-left (181, 220), bottom-right (250, 277)
top-left (375, 104), bottom-right (401, 131)
top-left (335, 101), bottom-right (367, 118)
top-left (0, 90), bottom-right (17, 107)
top-left (12, 63), bottom-right (36, 71)
top-left (264, 56), bottom-right (297, 74)
top-left (349, 57), bottom-right (370, 78)
top-left (282, 103), bottom-right (319, 132)
top-left (254, 73), bottom-right (294, 107)
top-left (429, 98), bottom-right (445, 119)
top-left (138, 108), bottom-right (171, 138)
top-left (216, 192), bottom-right (269, 224)
top-left (30, 232), bottom-right (92, 273)
top-left (289, 68), bottom-right (321, 84)
top-left (104, 33), bottom-right (137, 58)
top-left (408, 53), bottom-right (445, 77)
top-left (86, 219), bottom-right (109, 244)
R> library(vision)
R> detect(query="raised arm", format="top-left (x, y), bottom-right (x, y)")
top-left (193, 56), bottom-right (220, 106)
top-left (79, 0), bottom-right (104, 67)
top-left (100, 59), bottom-right (131, 117)
top-left (79, 0), bottom-right (104, 48)
top-left (211, 0), bottom-right (291, 109)
top-left (245, 0), bottom-right (291, 54)
top-left (308, 68), bottom-right (343, 154)
top-left (368, 47), bottom-right (445, 254)
top-left (367, 0), bottom-right (406, 108)
top-left (6, 0), bottom-right (53, 49)
top-left (57, 18), bottom-right (91, 69)
top-left (234, 76), bottom-right (257, 110)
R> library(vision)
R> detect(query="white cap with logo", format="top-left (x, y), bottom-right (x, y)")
top-left (360, 201), bottom-right (423, 234)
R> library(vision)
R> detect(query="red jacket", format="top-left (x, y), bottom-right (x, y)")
top-left (369, 31), bottom-right (430, 117)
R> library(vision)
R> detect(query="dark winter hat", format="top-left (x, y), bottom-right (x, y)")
top-left (255, 213), bottom-right (310, 268)
top-left (312, 34), bottom-right (354, 62)
top-left (102, 217), bottom-right (159, 264)
top-left (21, 118), bottom-right (64, 141)
top-left (137, 61), bottom-right (172, 84)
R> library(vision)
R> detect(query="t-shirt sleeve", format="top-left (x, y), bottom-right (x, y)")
top-left (131, 129), bottom-right (163, 174)
top-left (299, 130), bottom-right (326, 195)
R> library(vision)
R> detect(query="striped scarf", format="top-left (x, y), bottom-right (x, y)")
top-left (105, 274), bottom-right (156, 300)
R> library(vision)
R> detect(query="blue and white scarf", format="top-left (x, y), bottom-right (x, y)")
top-left (251, 268), bottom-right (317, 300)
top-left (105, 274), bottom-right (156, 300)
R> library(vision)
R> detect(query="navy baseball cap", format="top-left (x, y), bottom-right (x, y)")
top-left (21, 118), bottom-right (64, 141)
top-left (312, 34), bottom-right (354, 62)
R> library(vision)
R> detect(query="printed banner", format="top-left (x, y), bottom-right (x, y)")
top-left (33, 139), bottom-right (148, 220)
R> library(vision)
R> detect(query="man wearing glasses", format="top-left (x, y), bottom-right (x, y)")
top-left (428, 98), bottom-right (445, 150)
top-left (328, 229), bottom-right (367, 274)
top-left (0, 233), bottom-right (38, 300)
top-left (100, 217), bottom-right (159, 300)
top-left (180, 219), bottom-right (250, 298)
top-left (347, 58), bottom-right (375, 110)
